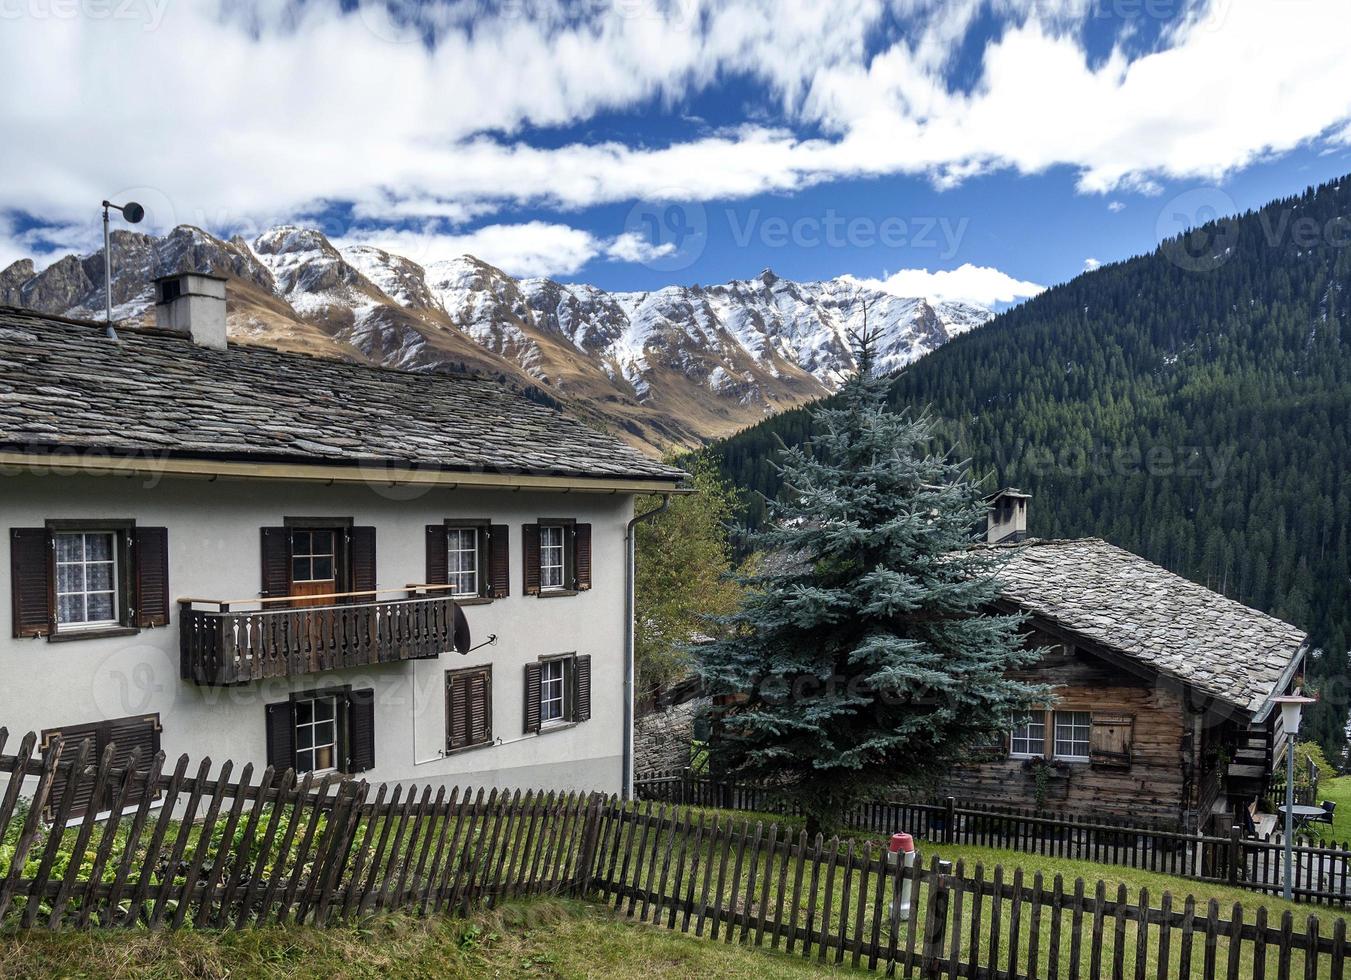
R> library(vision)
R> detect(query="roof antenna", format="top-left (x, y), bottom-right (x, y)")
top-left (101, 199), bottom-right (144, 340)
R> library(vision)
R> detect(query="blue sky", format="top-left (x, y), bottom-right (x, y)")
top-left (4, 0), bottom-right (1351, 307)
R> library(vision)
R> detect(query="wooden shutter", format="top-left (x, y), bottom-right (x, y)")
top-left (10, 526), bottom-right (52, 637)
top-left (574, 524), bottom-right (592, 591)
top-left (447, 672), bottom-right (470, 751)
top-left (488, 525), bottom-right (510, 598)
top-left (41, 723), bottom-right (102, 821)
top-left (347, 688), bottom-right (376, 773)
top-left (104, 713), bottom-right (161, 805)
top-left (573, 655), bottom-right (592, 723)
top-left (350, 526), bottom-right (377, 595)
top-left (447, 668), bottom-right (493, 751)
top-left (265, 699), bottom-right (295, 773)
top-left (523, 662), bottom-right (543, 733)
top-left (425, 524), bottom-right (448, 586)
top-left (259, 527), bottom-right (290, 599)
top-left (132, 527), bottom-right (170, 628)
top-left (1089, 714), bottom-right (1134, 770)
top-left (522, 524), bottom-right (540, 595)
top-left (468, 671), bottom-right (492, 745)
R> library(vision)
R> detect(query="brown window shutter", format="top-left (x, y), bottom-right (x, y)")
top-left (11, 527), bottom-right (52, 637)
top-left (447, 672), bottom-right (469, 751)
top-left (425, 524), bottom-right (448, 586)
top-left (41, 723), bottom-right (102, 821)
top-left (260, 527), bottom-right (290, 599)
top-left (488, 525), bottom-right (510, 598)
top-left (350, 526), bottom-right (377, 595)
top-left (265, 699), bottom-right (295, 773)
top-left (1089, 714), bottom-right (1134, 770)
top-left (132, 527), bottom-right (170, 628)
top-left (573, 655), bottom-right (591, 723)
top-left (573, 524), bottom-right (592, 591)
top-left (347, 688), bottom-right (376, 773)
top-left (469, 670), bottom-right (492, 745)
top-left (522, 524), bottom-right (540, 596)
top-left (448, 668), bottom-right (493, 750)
top-left (523, 662), bottom-right (542, 733)
top-left (104, 713), bottom-right (162, 805)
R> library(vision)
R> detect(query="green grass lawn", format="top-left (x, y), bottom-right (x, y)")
top-left (1316, 776), bottom-right (1351, 843)
top-left (0, 898), bottom-right (850, 979)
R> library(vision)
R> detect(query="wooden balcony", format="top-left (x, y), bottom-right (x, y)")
top-left (179, 586), bottom-right (458, 686)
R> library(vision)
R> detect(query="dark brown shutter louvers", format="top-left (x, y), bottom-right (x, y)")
top-left (350, 526), bottom-right (377, 596)
top-left (104, 713), bottom-right (162, 804)
top-left (574, 654), bottom-right (592, 723)
top-left (488, 525), bottom-right (510, 598)
top-left (425, 524), bottom-right (448, 586)
top-left (469, 671), bottom-right (491, 745)
top-left (132, 527), bottom-right (170, 628)
top-left (264, 700), bottom-right (295, 774)
top-left (447, 673), bottom-right (469, 750)
top-left (523, 662), bottom-right (542, 733)
top-left (522, 524), bottom-right (541, 596)
top-left (347, 688), bottom-right (376, 773)
top-left (42, 714), bottom-right (160, 820)
top-left (11, 526), bottom-right (52, 637)
top-left (448, 668), bottom-right (493, 750)
top-left (41, 724), bottom-right (101, 821)
top-left (259, 527), bottom-right (290, 599)
top-left (574, 524), bottom-right (592, 591)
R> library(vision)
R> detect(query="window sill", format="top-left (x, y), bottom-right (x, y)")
top-left (535, 589), bottom-right (578, 599)
top-left (48, 625), bottom-right (139, 644)
top-left (444, 740), bottom-right (495, 757)
top-left (455, 597), bottom-right (495, 606)
top-left (1052, 756), bottom-right (1090, 765)
top-left (536, 720), bottom-right (580, 735)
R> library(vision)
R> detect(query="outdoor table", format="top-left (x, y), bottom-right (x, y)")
top-left (1276, 804), bottom-right (1327, 831)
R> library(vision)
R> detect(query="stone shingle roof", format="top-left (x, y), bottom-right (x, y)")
top-left (0, 307), bottom-right (686, 484)
top-left (991, 538), bottom-right (1306, 714)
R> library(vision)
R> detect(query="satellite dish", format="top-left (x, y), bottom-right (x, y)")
top-left (122, 202), bottom-right (145, 223)
top-left (453, 605), bottom-right (472, 655)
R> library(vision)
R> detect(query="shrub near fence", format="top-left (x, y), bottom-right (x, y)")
top-left (2, 732), bottom-right (1350, 978)
top-left (636, 769), bottom-right (1351, 907)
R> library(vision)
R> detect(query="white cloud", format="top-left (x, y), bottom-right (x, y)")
top-left (1083, 257), bottom-right (1102, 271)
top-left (851, 263), bottom-right (1045, 306)
top-left (3, 0), bottom-right (1351, 256)
top-left (337, 222), bottom-right (605, 278)
top-left (1107, 201), bottom-right (1126, 213)
top-left (605, 231), bottom-right (677, 264)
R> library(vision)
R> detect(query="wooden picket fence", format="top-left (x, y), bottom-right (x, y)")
top-left (3, 730), bottom-right (1350, 977)
top-left (637, 769), bottom-right (1351, 906)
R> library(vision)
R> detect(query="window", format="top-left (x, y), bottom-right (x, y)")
top-left (446, 666), bottom-right (492, 752)
top-left (1010, 712), bottom-right (1045, 758)
top-left (54, 531), bottom-right (119, 630)
top-left (1054, 710), bottom-right (1092, 761)
top-left (293, 694), bottom-right (340, 773)
top-left (447, 526), bottom-right (480, 596)
top-left (290, 529), bottom-right (336, 584)
top-left (540, 658), bottom-right (566, 724)
top-left (539, 525), bottom-right (565, 591)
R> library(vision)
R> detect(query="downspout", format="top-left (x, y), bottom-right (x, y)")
top-left (623, 494), bottom-right (670, 800)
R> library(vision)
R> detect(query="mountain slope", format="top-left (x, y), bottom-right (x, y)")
top-left (1, 227), bottom-right (989, 454)
top-left (707, 173), bottom-right (1351, 756)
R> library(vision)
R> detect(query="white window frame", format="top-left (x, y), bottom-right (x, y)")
top-left (1009, 712), bottom-right (1045, 759)
top-left (446, 526), bottom-right (481, 597)
top-left (293, 693), bottom-right (341, 775)
top-left (1053, 710), bottom-right (1092, 762)
top-left (539, 524), bottom-right (566, 591)
top-left (53, 530), bottom-right (121, 632)
top-left (539, 658), bottom-right (567, 724)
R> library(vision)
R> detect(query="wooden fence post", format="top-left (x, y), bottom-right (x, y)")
top-left (1228, 824), bottom-right (1241, 887)
top-left (922, 860), bottom-right (951, 978)
top-left (573, 793), bottom-right (605, 897)
top-left (944, 797), bottom-right (956, 845)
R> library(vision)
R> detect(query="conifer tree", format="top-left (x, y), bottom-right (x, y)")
top-left (698, 325), bottom-right (1042, 835)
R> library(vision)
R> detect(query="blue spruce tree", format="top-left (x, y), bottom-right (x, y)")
top-left (698, 327), bottom-right (1043, 835)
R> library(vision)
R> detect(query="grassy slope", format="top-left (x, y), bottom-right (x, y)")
top-left (0, 898), bottom-right (842, 980)
top-left (1318, 776), bottom-right (1351, 842)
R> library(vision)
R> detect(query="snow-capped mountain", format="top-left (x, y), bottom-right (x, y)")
top-left (1, 225), bottom-right (991, 453)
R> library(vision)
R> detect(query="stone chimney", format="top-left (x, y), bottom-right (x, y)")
top-left (986, 488), bottom-right (1030, 543)
top-left (153, 272), bottom-right (227, 349)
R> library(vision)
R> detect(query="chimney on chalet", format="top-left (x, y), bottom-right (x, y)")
top-left (153, 272), bottom-right (227, 349)
top-left (986, 488), bottom-right (1030, 544)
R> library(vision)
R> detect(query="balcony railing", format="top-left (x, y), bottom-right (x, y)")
top-left (178, 586), bottom-right (458, 686)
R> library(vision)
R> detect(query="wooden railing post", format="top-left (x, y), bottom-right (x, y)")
top-left (944, 797), bottom-right (956, 845)
top-left (1228, 824), bottom-right (1242, 886)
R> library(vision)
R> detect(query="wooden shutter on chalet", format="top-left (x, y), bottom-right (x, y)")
top-left (132, 527), bottom-right (170, 627)
top-left (41, 722), bottom-right (101, 822)
top-left (265, 699), bottom-right (296, 773)
top-left (42, 714), bottom-right (160, 821)
top-left (447, 667), bottom-right (492, 751)
top-left (10, 526), bottom-right (52, 637)
top-left (523, 662), bottom-right (543, 733)
top-left (487, 525), bottom-right (510, 598)
top-left (350, 527), bottom-right (377, 595)
top-left (259, 527), bottom-right (290, 599)
top-left (104, 713), bottom-right (162, 805)
top-left (347, 688), bottom-right (376, 773)
top-left (572, 655), bottom-right (592, 723)
top-left (573, 524), bottom-right (592, 591)
top-left (425, 524), bottom-right (448, 586)
top-left (522, 524), bottom-right (541, 596)
top-left (1089, 714), bottom-right (1134, 770)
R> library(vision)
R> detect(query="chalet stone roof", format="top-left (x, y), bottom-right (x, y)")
top-left (0, 307), bottom-right (685, 484)
top-left (990, 538), bottom-right (1306, 715)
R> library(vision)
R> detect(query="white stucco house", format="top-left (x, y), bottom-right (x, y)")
top-left (0, 272), bottom-right (686, 816)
